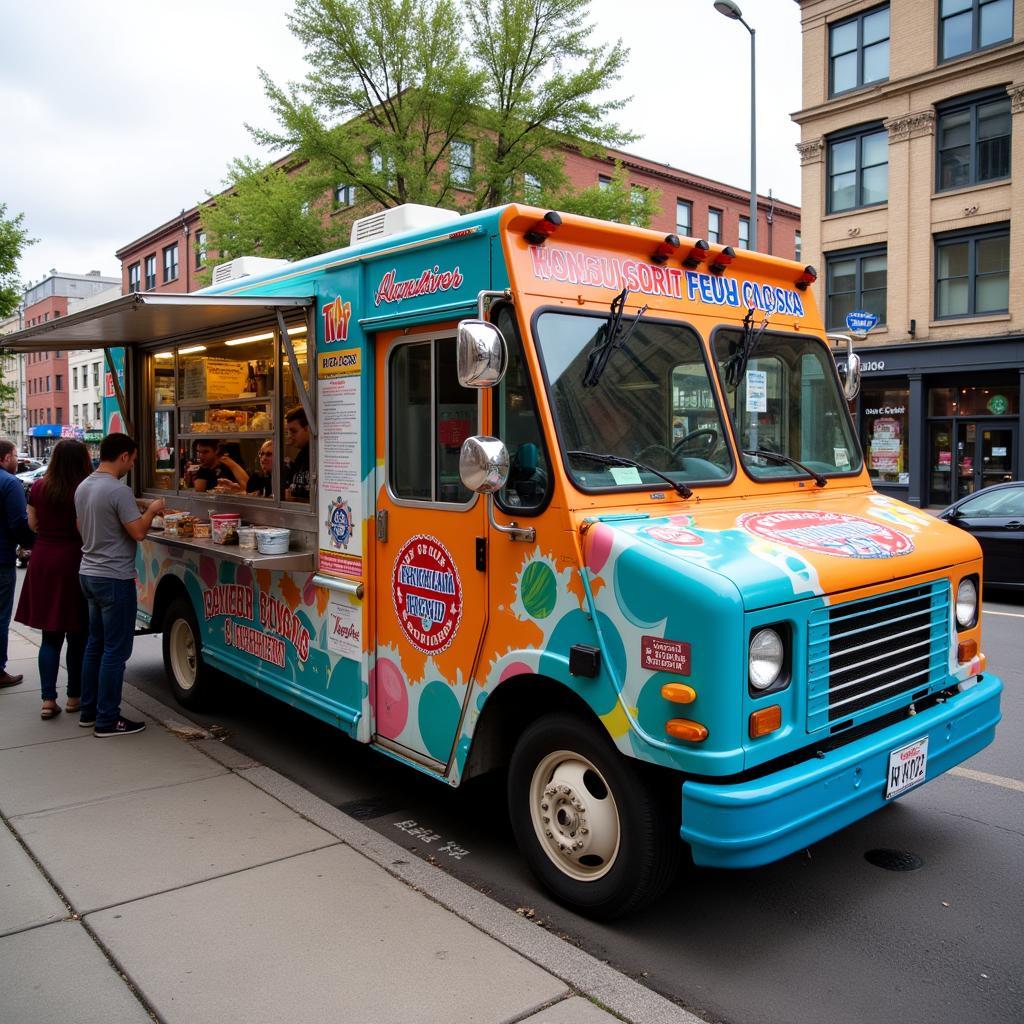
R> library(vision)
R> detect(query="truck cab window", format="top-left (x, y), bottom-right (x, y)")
top-left (493, 305), bottom-right (550, 512)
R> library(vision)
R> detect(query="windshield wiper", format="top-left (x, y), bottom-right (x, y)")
top-left (743, 449), bottom-right (828, 487)
top-left (568, 450), bottom-right (693, 498)
top-left (582, 288), bottom-right (649, 388)
top-left (724, 307), bottom-right (772, 390)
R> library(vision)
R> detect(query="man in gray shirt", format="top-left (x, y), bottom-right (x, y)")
top-left (76, 433), bottom-right (164, 737)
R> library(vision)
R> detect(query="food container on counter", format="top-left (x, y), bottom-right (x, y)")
top-left (177, 515), bottom-right (196, 538)
top-left (163, 513), bottom-right (186, 536)
top-left (193, 521), bottom-right (211, 539)
top-left (210, 513), bottom-right (241, 545)
top-left (237, 526), bottom-right (257, 550)
top-left (255, 528), bottom-right (290, 554)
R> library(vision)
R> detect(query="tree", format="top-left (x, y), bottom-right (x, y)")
top-left (0, 204), bottom-right (33, 320)
top-left (203, 0), bottom-right (640, 263)
top-left (543, 162), bottom-right (660, 229)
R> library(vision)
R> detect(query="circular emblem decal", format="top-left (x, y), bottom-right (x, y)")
top-left (392, 535), bottom-right (463, 654)
top-left (739, 510), bottom-right (914, 559)
top-left (325, 497), bottom-right (354, 549)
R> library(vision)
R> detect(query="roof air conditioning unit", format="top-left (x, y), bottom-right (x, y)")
top-left (211, 256), bottom-right (290, 285)
top-left (350, 204), bottom-right (460, 246)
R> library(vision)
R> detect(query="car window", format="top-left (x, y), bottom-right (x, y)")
top-left (959, 487), bottom-right (1024, 517)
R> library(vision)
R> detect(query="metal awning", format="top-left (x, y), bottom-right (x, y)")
top-left (1, 292), bottom-right (313, 352)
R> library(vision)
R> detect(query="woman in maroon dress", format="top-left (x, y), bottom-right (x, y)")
top-left (15, 439), bottom-right (92, 719)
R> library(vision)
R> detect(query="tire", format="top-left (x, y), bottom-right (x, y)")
top-left (507, 712), bottom-right (680, 919)
top-left (161, 595), bottom-right (211, 709)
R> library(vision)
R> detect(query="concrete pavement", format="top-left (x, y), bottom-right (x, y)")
top-left (0, 621), bottom-right (702, 1024)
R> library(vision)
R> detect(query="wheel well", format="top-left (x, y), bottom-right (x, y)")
top-left (150, 576), bottom-right (190, 635)
top-left (462, 674), bottom-right (610, 782)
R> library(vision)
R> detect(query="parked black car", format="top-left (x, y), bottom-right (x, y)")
top-left (939, 481), bottom-right (1024, 589)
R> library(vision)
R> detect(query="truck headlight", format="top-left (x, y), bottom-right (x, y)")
top-left (749, 628), bottom-right (784, 690)
top-left (955, 577), bottom-right (978, 629)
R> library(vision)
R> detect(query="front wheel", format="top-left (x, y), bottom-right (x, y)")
top-left (161, 595), bottom-right (211, 709)
top-left (507, 713), bottom-right (680, 919)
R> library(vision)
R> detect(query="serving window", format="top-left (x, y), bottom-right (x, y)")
top-left (145, 320), bottom-right (312, 507)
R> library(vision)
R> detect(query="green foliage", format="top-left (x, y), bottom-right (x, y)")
top-left (203, 0), bottom-right (638, 261)
top-left (0, 204), bottom-right (34, 320)
top-left (543, 162), bottom-right (660, 228)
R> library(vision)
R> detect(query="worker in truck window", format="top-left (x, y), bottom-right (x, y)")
top-left (246, 441), bottom-right (274, 498)
top-left (283, 407), bottom-right (310, 502)
top-left (191, 440), bottom-right (248, 493)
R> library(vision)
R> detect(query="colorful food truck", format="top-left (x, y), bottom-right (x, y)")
top-left (7, 204), bottom-right (1002, 918)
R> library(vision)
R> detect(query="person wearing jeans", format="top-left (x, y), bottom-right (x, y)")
top-left (75, 433), bottom-right (163, 737)
top-left (0, 439), bottom-right (34, 688)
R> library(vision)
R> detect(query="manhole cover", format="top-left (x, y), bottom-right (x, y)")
top-left (337, 796), bottom-right (402, 820)
top-left (864, 848), bottom-right (924, 871)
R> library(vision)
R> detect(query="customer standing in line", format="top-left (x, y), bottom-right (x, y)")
top-left (15, 440), bottom-right (93, 718)
top-left (0, 439), bottom-right (35, 688)
top-left (76, 433), bottom-right (164, 737)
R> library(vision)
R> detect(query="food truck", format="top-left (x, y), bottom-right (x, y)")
top-left (6, 204), bottom-right (1002, 918)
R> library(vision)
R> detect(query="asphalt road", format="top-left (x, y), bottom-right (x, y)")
top-left (48, 575), bottom-right (1024, 1024)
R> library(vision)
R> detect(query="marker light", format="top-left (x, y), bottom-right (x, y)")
top-left (682, 240), bottom-right (710, 268)
top-left (524, 211), bottom-right (562, 245)
top-left (652, 234), bottom-right (681, 265)
top-left (709, 246), bottom-right (736, 275)
top-left (957, 638), bottom-right (978, 663)
top-left (795, 265), bottom-right (818, 290)
top-left (955, 577), bottom-right (978, 628)
top-left (749, 705), bottom-right (782, 739)
top-left (749, 628), bottom-right (784, 690)
top-left (661, 682), bottom-right (697, 704)
top-left (666, 719), bottom-right (708, 742)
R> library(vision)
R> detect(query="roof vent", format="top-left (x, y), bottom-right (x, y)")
top-left (211, 256), bottom-right (290, 285)
top-left (350, 204), bottom-right (460, 246)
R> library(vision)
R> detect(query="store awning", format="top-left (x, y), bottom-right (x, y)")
top-left (1, 293), bottom-right (313, 353)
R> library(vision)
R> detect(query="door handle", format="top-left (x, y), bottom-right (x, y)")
top-left (1006, 521), bottom-right (1022, 530)
top-left (376, 509), bottom-right (388, 542)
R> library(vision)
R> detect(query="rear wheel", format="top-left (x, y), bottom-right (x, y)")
top-left (507, 712), bottom-right (679, 919)
top-left (162, 596), bottom-right (211, 709)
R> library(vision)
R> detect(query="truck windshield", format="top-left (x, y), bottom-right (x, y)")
top-left (712, 328), bottom-right (862, 481)
top-left (535, 311), bottom-right (734, 491)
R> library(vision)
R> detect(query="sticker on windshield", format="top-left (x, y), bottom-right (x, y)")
top-left (609, 466), bottom-right (643, 486)
top-left (739, 510), bottom-right (914, 559)
top-left (834, 447), bottom-right (850, 468)
top-left (745, 370), bottom-right (767, 412)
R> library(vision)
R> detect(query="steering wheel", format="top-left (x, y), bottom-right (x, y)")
top-left (634, 444), bottom-right (681, 470)
top-left (673, 428), bottom-right (717, 459)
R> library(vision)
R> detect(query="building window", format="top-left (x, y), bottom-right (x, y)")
top-left (825, 246), bottom-right (887, 330)
top-left (829, 4), bottom-right (889, 96)
top-left (370, 148), bottom-right (396, 188)
top-left (46, 376), bottom-right (50, 392)
top-left (93, 362), bottom-right (100, 387)
top-left (675, 200), bottom-right (692, 236)
top-left (333, 184), bottom-right (356, 207)
top-left (828, 124), bottom-right (887, 212)
top-left (523, 173), bottom-right (542, 201)
top-left (937, 92), bottom-right (1011, 191)
top-left (195, 230), bottom-right (207, 269)
top-left (163, 244), bottom-right (179, 283)
top-left (940, 0), bottom-right (1013, 62)
top-left (795, 231), bottom-right (802, 261)
top-left (94, 402), bottom-right (101, 421)
top-left (144, 254), bottom-right (156, 291)
top-left (56, 374), bottom-right (62, 392)
top-left (629, 186), bottom-right (646, 226)
top-left (598, 174), bottom-right (612, 190)
top-left (128, 263), bottom-right (140, 293)
top-left (450, 140), bottom-right (473, 188)
top-left (73, 405), bottom-right (78, 423)
top-left (935, 225), bottom-right (1009, 318)
top-left (707, 208), bottom-right (722, 244)
top-left (738, 216), bottom-right (750, 250)
top-left (72, 367), bottom-right (78, 389)
top-left (55, 407), bottom-right (62, 425)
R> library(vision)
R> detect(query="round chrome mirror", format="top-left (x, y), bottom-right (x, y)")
top-left (457, 320), bottom-right (507, 388)
top-left (459, 436), bottom-right (509, 493)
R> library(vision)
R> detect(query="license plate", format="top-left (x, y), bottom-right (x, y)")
top-left (885, 737), bottom-right (929, 799)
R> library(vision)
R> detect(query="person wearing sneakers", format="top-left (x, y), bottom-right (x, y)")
top-left (0, 439), bottom-right (35, 689)
top-left (75, 433), bottom-right (164, 737)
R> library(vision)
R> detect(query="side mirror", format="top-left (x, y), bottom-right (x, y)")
top-left (459, 436), bottom-right (509, 493)
top-left (843, 351), bottom-right (862, 400)
top-left (457, 320), bottom-right (507, 388)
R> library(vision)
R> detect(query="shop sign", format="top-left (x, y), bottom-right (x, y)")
top-left (322, 296), bottom-right (353, 344)
top-left (845, 310), bottom-right (878, 335)
top-left (83, 431), bottom-right (103, 442)
top-left (61, 426), bottom-right (84, 439)
top-left (987, 394), bottom-right (1009, 415)
top-left (837, 359), bottom-right (885, 373)
top-left (392, 535), bottom-right (463, 654)
top-left (739, 510), bottom-right (914, 559)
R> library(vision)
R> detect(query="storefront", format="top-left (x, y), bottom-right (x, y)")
top-left (27, 424), bottom-right (61, 459)
top-left (840, 336), bottom-right (1024, 508)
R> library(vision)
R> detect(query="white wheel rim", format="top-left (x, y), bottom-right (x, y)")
top-left (169, 619), bottom-right (198, 691)
top-left (528, 749), bottom-right (620, 882)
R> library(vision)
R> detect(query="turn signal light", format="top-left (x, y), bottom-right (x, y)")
top-left (957, 638), bottom-right (978, 663)
top-left (666, 718), bottom-right (708, 742)
top-left (661, 682), bottom-right (697, 704)
top-left (749, 705), bottom-right (782, 739)
top-left (795, 265), bottom-right (818, 290)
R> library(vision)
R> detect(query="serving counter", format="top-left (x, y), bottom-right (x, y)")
top-left (145, 530), bottom-right (316, 573)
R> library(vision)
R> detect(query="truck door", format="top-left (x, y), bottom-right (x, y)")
top-left (373, 329), bottom-right (488, 768)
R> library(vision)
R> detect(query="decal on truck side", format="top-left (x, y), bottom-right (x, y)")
top-left (392, 535), bottom-right (464, 654)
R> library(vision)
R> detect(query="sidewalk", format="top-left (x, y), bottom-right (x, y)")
top-left (0, 622), bottom-right (701, 1024)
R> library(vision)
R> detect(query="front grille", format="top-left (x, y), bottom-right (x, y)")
top-left (807, 582), bottom-right (950, 734)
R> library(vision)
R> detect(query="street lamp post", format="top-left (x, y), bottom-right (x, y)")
top-left (713, 0), bottom-right (757, 252)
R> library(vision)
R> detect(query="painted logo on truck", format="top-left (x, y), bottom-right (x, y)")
top-left (392, 535), bottom-right (463, 654)
top-left (739, 510), bottom-right (914, 559)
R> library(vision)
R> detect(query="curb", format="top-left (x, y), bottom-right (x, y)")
top-left (122, 681), bottom-right (705, 1024)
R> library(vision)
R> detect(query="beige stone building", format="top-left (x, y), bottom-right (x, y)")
top-left (795, 0), bottom-right (1024, 507)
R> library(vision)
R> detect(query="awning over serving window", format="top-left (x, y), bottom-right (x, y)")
top-left (1, 293), bottom-right (313, 353)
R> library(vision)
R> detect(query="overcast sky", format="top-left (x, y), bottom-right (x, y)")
top-left (1, 0), bottom-right (802, 287)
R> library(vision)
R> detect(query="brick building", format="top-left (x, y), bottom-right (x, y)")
top-left (794, 0), bottom-right (1024, 507)
top-left (21, 270), bottom-right (119, 456)
top-left (115, 147), bottom-right (800, 296)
